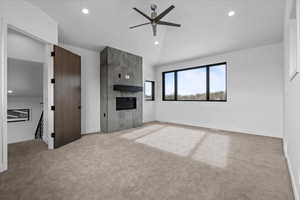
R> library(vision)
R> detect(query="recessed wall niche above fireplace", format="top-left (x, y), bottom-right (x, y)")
top-left (100, 47), bottom-right (143, 133)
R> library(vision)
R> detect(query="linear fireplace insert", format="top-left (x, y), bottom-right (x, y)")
top-left (116, 97), bottom-right (137, 111)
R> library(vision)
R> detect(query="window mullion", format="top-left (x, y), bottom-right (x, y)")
top-left (152, 81), bottom-right (155, 101)
top-left (162, 73), bottom-right (165, 101)
top-left (206, 66), bottom-right (210, 101)
top-left (175, 71), bottom-right (178, 101)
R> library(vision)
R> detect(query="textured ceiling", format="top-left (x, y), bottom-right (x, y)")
top-left (25, 0), bottom-right (285, 66)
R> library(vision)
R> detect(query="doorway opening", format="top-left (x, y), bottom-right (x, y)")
top-left (7, 28), bottom-right (47, 160)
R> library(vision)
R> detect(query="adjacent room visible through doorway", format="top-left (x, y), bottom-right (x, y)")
top-left (6, 28), bottom-right (47, 163)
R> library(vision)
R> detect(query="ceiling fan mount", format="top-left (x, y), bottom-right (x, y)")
top-left (150, 4), bottom-right (157, 11)
top-left (130, 4), bottom-right (181, 37)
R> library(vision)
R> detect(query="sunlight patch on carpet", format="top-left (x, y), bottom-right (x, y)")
top-left (135, 126), bottom-right (206, 157)
top-left (121, 125), bottom-right (165, 140)
top-left (192, 134), bottom-right (230, 168)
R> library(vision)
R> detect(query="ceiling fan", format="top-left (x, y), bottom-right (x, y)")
top-left (130, 4), bottom-right (181, 36)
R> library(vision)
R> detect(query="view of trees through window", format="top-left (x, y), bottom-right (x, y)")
top-left (209, 65), bottom-right (226, 101)
top-left (163, 63), bottom-right (226, 101)
top-left (177, 68), bottom-right (206, 100)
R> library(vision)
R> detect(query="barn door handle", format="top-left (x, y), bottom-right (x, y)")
top-left (78, 106), bottom-right (81, 109)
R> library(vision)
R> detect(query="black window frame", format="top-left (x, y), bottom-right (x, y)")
top-left (144, 80), bottom-right (155, 101)
top-left (162, 62), bottom-right (227, 102)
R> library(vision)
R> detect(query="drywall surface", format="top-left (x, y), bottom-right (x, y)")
top-left (61, 44), bottom-right (101, 134)
top-left (7, 96), bottom-right (43, 144)
top-left (143, 61), bottom-right (156, 123)
top-left (43, 44), bottom-right (54, 148)
top-left (7, 29), bottom-right (45, 63)
top-left (7, 58), bottom-right (43, 97)
top-left (155, 43), bottom-right (284, 138)
top-left (0, 0), bottom-right (58, 44)
top-left (283, 0), bottom-right (300, 199)
top-left (0, 18), bottom-right (7, 172)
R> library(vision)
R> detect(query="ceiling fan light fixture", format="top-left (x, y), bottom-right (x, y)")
top-left (228, 11), bottom-right (235, 17)
top-left (130, 5), bottom-right (180, 37)
top-left (81, 8), bottom-right (89, 15)
top-left (154, 41), bottom-right (159, 45)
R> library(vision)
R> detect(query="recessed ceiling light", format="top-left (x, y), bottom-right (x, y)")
top-left (228, 11), bottom-right (235, 17)
top-left (81, 8), bottom-right (89, 15)
top-left (154, 41), bottom-right (159, 45)
top-left (8, 90), bottom-right (13, 94)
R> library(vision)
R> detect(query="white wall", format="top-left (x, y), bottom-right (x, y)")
top-left (60, 44), bottom-right (101, 134)
top-left (43, 44), bottom-right (54, 148)
top-left (283, 0), bottom-right (300, 199)
top-left (7, 58), bottom-right (43, 97)
top-left (0, 0), bottom-right (58, 44)
top-left (143, 61), bottom-right (156, 123)
top-left (0, 18), bottom-right (8, 172)
top-left (7, 97), bottom-right (42, 144)
top-left (155, 43), bottom-right (284, 138)
top-left (7, 29), bottom-right (45, 63)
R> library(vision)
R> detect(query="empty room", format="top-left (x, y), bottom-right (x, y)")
top-left (0, 0), bottom-right (299, 200)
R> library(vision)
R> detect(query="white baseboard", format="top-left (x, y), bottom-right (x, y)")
top-left (42, 135), bottom-right (48, 144)
top-left (284, 140), bottom-right (288, 157)
top-left (284, 140), bottom-right (299, 200)
top-left (0, 164), bottom-right (4, 173)
top-left (0, 162), bottom-right (7, 173)
top-left (81, 130), bottom-right (101, 135)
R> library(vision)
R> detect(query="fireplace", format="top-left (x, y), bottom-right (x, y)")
top-left (101, 47), bottom-right (142, 132)
top-left (116, 97), bottom-right (137, 111)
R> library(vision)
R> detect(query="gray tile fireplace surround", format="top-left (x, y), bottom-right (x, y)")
top-left (100, 47), bottom-right (143, 133)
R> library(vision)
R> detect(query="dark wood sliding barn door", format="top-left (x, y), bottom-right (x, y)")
top-left (53, 45), bottom-right (81, 148)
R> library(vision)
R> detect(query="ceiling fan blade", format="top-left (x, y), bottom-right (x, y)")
top-left (133, 8), bottom-right (152, 21)
top-left (152, 25), bottom-right (157, 36)
top-left (154, 5), bottom-right (175, 22)
top-left (157, 21), bottom-right (181, 27)
top-left (130, 22), bottom-right (151, 29)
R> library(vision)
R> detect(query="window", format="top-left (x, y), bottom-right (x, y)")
top-left (163, 72), bottom-right (175, 100)
top-left (144, 81), bottom-right (155, 101)
top-left (162, 62), bottom-right (227, 101)
top-left (209, 64), bottom-right (226, 101)
top-left (177, 68), bottom-right (206, 100)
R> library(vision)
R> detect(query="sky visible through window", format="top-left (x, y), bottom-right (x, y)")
top-left (163, 64), bottom-right (226, 101)
top-left (145, 82), bottom-right (152, 97)
top-left (210, 65), bottom-right (226, 93)
top-left (178, 68), bottom-right (206, 96)
top-left (165, 72), bottom-right (175, 96)
top-left (145, 81), bottom-right (154, 100)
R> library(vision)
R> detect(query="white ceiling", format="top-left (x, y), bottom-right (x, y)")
top-left (7, 58), bottom-right (43, 97)
top-left (25, 0), bottom-right (285, 66)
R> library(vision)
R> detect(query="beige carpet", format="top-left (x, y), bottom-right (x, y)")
top-left (0, 123), bottom-right (294, 200)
